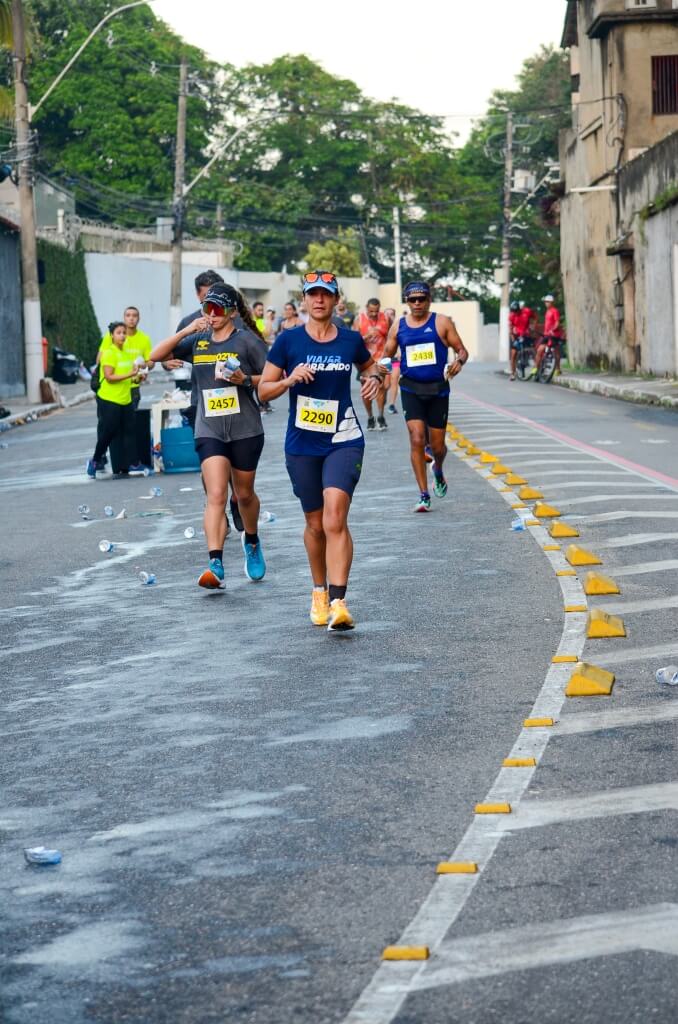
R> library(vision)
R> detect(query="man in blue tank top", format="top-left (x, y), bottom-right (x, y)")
top-left (385, 281), bottom-right (468, 512)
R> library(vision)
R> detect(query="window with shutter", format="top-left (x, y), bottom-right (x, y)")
top-left (652, 55), bottom-right (678, 115)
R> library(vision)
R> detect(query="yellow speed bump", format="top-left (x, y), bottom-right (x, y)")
top-left (456, 438), bottom-right (470, 448)
top-left (525, 519), bottom-right (540, 526)
top-left (556, 569), bottom-right (577, 576)
top-left (584, 572), bottom-right (620, 596)
top-left (565, 604), bottom-right (587, 613)
top-left (436, 861), bottom-right (478, 875)
top-left (475, 802), bottom-right (512, 814)
top-left (524, 717), bottom-right (554, 727)
top-left (543, 544), bottom-right (561, 551)
top-left (565, 662), bottom-right (615, 697)
top-left (511, 503), bottom-right (528, 510)
top-left (505, 473), bottom-right (527, 486)
top-left (518, 486), bottom-right (543, 501)
top-left (491, 464), bottom-right (510, 475)
top-left (480, 452), bottom-right (499, 464)
top-left (533, 502), bottom-right (561, 519)
top-left (566, 544), bottom-right (602, 567)
top-left (466, 446), bottom-right (482, 456)
top-left (587, 609), bottom-right (626, 638)
top-left (503, 757), bottom-right (536, 768)
top-left (382, 946), bottom-right (430, 961)
top-left (549, 521), bottom-right (580, 539)
top-left (552, 654), bottom-right (578, 663)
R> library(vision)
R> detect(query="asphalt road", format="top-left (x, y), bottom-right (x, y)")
top-left (1, 365), bottom-right (678, 1023)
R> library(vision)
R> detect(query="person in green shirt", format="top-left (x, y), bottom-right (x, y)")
top-left (98, 306), bottom-right (153, 470)
top-left (252, 301), bottom-right (266, 337)
top-left (86, 322), bottom-right (141, 478)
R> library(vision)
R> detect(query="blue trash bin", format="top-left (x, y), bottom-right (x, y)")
top-left (160, 426), bottom-right (200, 473)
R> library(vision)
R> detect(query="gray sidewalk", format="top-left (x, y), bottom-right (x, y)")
top-left (553, 368), bottom-right (678, 409)
top-left (0, 380), bottom-right (94, 430)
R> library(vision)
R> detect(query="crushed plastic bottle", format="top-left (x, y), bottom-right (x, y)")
top-left (656, 665), bottom-right (678, 686)
top-left (104, 505), bottom-right (114, 517)
top-left (258, 510), bottom-right (276, 524)
top-left (24, 846), bottom-right (62, 865)
top-left (78, 504), bottom-right (90, 517)
top-left (183, 526), bottom-right (196, 539)
top-left (98, 539), bottom-right (115, 553)
top-left (115, 508), bottom-right (127, 519)
top-left (150, 486), bottom-right (163, 498)
top-left (510, 516), bottom-right (526, 532)
top-left (139, 571), bottom-right (156, 586)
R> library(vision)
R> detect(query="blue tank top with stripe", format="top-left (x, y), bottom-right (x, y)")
top-left (397, 312), bottom-right (449, 395)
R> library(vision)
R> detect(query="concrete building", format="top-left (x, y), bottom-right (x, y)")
top-left (559, 0), bottom-right (678, 371)
top-left (0, 212), bottom-right (23, 399)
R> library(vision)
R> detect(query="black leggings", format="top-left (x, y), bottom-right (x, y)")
top-left (93, 397), bottom-right (136, 469)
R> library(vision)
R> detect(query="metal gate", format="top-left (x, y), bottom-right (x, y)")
top-left (0, 222), bottom-right (24, 398)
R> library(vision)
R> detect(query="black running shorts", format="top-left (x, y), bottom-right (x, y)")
top-left (400, 390), bottom-right (449, 430)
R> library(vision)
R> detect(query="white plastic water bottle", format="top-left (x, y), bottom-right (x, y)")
top-left (99, 539), bottom-right (115, 553)
top-left (656, 665), bottom-right (678, 686)
top-left (511, 516), bottom-right (526, 532)
top-left (150, 486), bottom-right (163, 497)
top-left (104, 505), bottom-right (114, 517)
top-left (139, 571), bottom-right (156, 586)
top-left (259, 510), bottom-right (276, 524)
top-left (78, 504), bottom-right (90, 518)
top-left (184, 527), bottom-right (196, 539)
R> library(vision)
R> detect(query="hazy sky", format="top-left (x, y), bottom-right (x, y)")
top-left (152, 0), bottom-right (566, 142)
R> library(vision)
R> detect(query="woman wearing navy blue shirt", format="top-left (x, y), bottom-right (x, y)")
top-left (259, 271), bottom-right (383, 632)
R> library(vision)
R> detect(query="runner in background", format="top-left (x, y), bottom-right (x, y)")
top-left (150, 283), bottom-right (267, 591)
top-left (385, 281), bottom-right (468, 512)
top-left (258, 270), bottom-right (383, 632)
top-left (383, 307), bottom-right (401, 414)
top-left (355, 298), bottom-right (390, 430)
top-left (334, 298), bottom-right (355, 330)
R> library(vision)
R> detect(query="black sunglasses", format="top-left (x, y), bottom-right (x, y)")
top-left (407, 295), bottom-right (428, 303)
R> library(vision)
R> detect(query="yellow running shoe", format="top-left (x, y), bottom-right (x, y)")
top-left (327, 598), bottom-right (355, 632)
top-left (310, 588), bottom-right (330, 626)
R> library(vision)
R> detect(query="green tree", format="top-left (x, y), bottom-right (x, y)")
top-left (299, 228), bottom-right (362, 277)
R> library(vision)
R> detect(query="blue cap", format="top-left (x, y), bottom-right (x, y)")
top-left (404, 281), bottom-right (431, 298)
top-left (302, 270), bottom-right (339, 295)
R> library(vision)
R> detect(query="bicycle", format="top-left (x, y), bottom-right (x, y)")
top-left (536, 336), bottom-right (565, 383)
top-left (514, 336), bottom-right (537, 380)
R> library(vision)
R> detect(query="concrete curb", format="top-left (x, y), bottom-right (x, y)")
top-left (552, 373), bottom-right (678, 411)
top-left (0, 388), bottom-right (94, 432)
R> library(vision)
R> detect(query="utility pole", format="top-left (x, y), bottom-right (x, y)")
top-left (498, 110), bottom-right (514, 365)
top-left (392, 206), bottom-right (402, 297)
top-left (169, 55), bottom-right (187, 333)
top-left (12, 0), bottom-right (43, 403)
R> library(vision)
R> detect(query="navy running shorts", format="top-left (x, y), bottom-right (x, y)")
top-left (400, 390), bottom-right (449, 430)
top-left (285, 445), bottom-right (365, 513)
top-left (195, 433), bottom-right (264, 472)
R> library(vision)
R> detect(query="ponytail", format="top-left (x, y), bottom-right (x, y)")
top-left (237, 293), bottom-right (266, 342)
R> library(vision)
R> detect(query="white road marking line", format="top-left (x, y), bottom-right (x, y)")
top-left (500, 782), bottom-right (678, 830)
top-left (541, 481), bottom-right (665, 491)
top-left (612, 559), bottom-right (678, 577)
top-left (569, 511), bottom-right (678, 523)
top-left (341, 433), bottom-right (588, 1024)
top-left (597, 532), bottom-right (678, 548)
top-left (529, 469), bottom-right (631, 477)
top-left (592, 440), bottom-right (621, 445)
top-left (556, 494), bottom-right (678, 507)
top-left (597, 642), bottom-right (678, 665)
top-left (407, 904), bottom-right (678, 992)
top-left (641, 439), bottom-right (670, 444)
top-left (596, 596), bottom-right (678, 614)
top-left (555, 704), bottom-right (678, 735)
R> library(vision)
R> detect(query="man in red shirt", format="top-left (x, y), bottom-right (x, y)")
top-left (355, 298), bottom-right (390, 429)
top-left (534, 294), bottom-right (563, 375)
top-left (508, 300), bottom-right (536, 380)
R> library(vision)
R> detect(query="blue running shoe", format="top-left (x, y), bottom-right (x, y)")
top-left (198, 557), bottom-right (225, 590)
top-left (242, 534), bottom-right (266, 581)
top-left (433, 472), bottom-right (448, 498)
top-left (86, 459), bottom-right (97, 479)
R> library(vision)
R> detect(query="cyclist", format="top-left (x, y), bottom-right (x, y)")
top-left (150, 283), bottom-right (267, 591)
top-left (534, 294), bottom-right (564, 377)
top-left (508, 300), bottom-right (536, 381)
top-left (385, 281), bottom-right (468, 512)
top-left (258, 270), bottom-right (382, 632)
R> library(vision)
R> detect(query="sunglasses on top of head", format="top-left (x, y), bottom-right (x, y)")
top-left (303, 271), bottom-right (337, 285)
top-left (202, 301), bottom-right (235, 316)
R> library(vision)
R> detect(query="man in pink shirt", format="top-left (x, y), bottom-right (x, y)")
top-left (534, 294), bottom-right (564, 375)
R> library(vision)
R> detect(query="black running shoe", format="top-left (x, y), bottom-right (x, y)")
top-left (230, 500), bottom-right (244, 532)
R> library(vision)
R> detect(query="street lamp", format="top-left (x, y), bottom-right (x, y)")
top-left (11, 0), bottom-right (155, 402)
